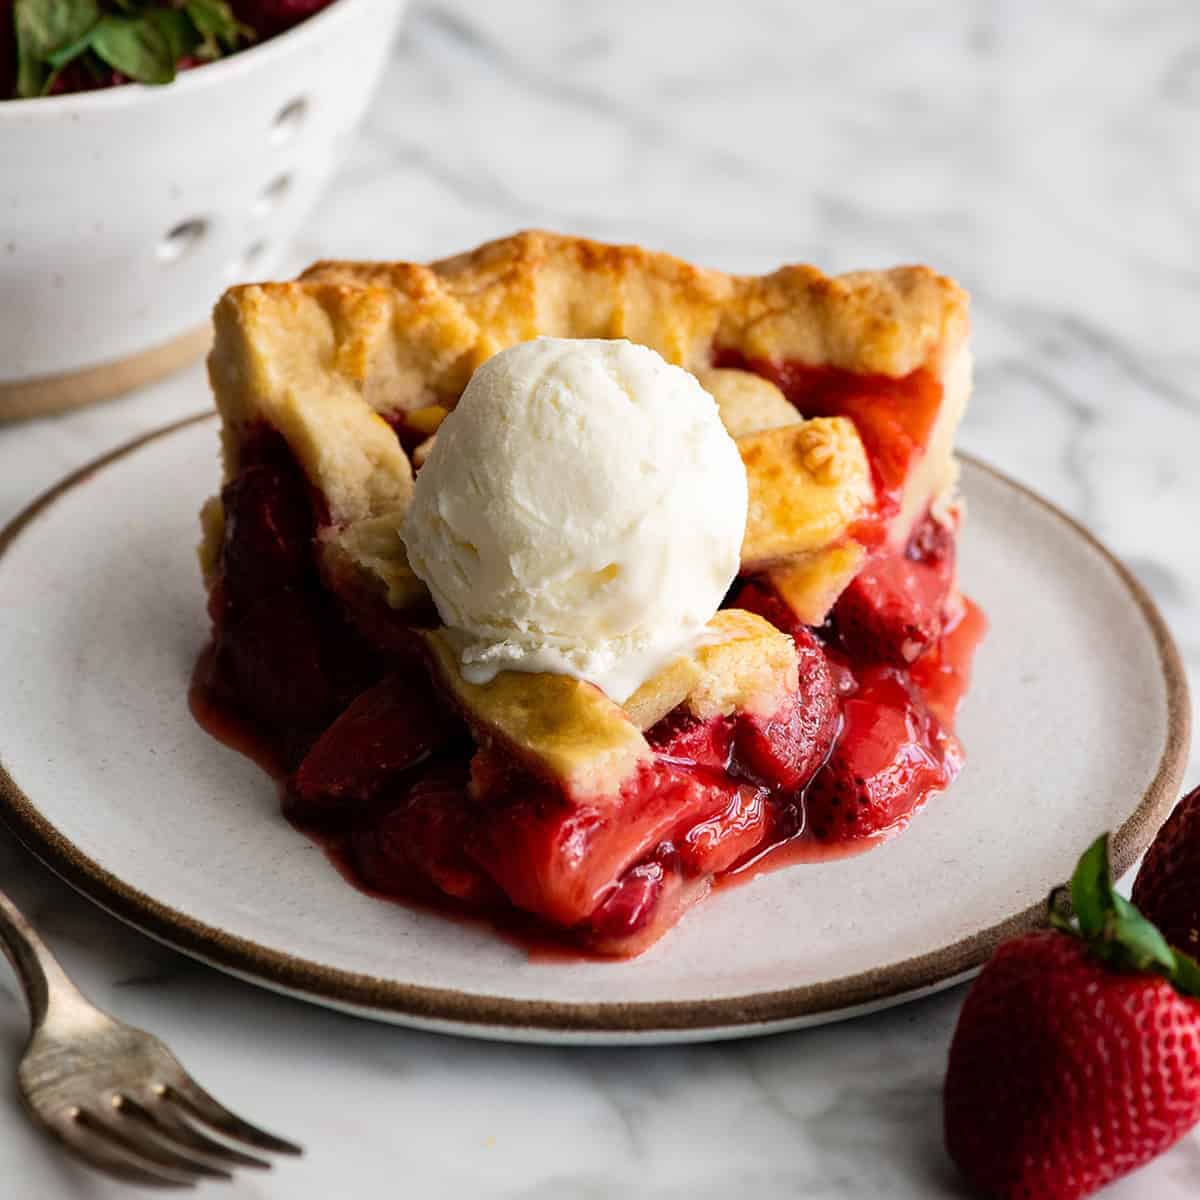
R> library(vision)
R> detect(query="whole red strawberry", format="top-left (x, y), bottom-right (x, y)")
top-left (232, 0), bottom-right (334, 37)
top-left (1133, 784), bottom-right (1200, 957)
top-left (945, 835), bottom-right (1200, 1199)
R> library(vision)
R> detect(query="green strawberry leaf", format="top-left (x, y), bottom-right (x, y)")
top-left (147, 9), bottom-right (200, 64)
top-left (14, 0), bottom-right (101, 98)
top-left (44, 24), bottom-right (98, 70)
top-left (1109, 892), bottom-right (1178, 974)
top-left (1051, 832), bottom-right (1200, 999)
top-left (1173, 948), bottom-right (1200, 997)
top-left (90, 14), bottom-right (175, 85)
top-left (185, 0), bottom-right (231, 38)
top-left (13, 0), bottom-right (253, 99)
top-left (1070, 834), bottom-right (1111, 938)
top-left (184, 0), bottom-right (250, 56)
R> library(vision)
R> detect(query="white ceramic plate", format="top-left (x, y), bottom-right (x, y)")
top-left (0, 415), bottom-right (1189, 1044)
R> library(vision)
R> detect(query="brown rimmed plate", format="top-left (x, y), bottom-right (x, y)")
top-left (0, 414), bottom-right (1189, 1043)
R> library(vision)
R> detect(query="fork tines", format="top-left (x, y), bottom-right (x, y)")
top-left (52, 1079), bottom-right (301, 1190)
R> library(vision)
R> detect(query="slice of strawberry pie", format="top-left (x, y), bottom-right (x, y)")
top-left (196, 231), bottom-right (983, 957)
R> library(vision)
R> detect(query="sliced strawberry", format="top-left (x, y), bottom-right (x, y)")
top-left (211, 429), bottom-right (386, 760)
top-left (468, 761), bottom-right (737, 927)
top-left (676, 780), bottom-right (770, 875)
top-left (646, 710), bottom-right (733, 771)
top-left (833, 554), bottom-right (941, 664)
top-left (584, 869), bottom-right (711, 959)
top-left (907, 509), bottom-right (956, 565)
top-left (466, 784), bottom-right (605, 927)
top-left (318, 599), bottom-right (390, 717)
top-left (806, 666), bottom-right (949, 841)
top-left (287, 668), bottom-right (454, 823)
top-left (832, 518), bottom-right (956, 665)
top-left (723, 582), bottom-right (839, 789)
top-left (351, 764), bottom-right (496, 904)
top-left (735, 631), bottom-right (837, 791)
top-left (644, 699), bottom-right (819, 864)
top-left (824, 650), bottom-right (859, 699)
top-left (219, 456), bottom-right (314, 614)
top-left (587, 861), bottom-right (667, 943)
top-left (217, 588), bottom-right (333, 745)
top-left (730, 578), bottom-right (811, 642)
top-left (213, 432), bottom-right (327, 736)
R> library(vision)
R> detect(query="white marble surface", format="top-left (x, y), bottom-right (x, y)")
top-left (1, 2), bottom-right (1198, 1195)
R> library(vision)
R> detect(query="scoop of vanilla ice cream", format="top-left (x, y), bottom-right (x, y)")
top-left (402, 337), bottom-right (749, 702)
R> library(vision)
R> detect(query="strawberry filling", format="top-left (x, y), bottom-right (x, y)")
top-left (204, 430), bottom-right (380, 762)
top-left (711, 349), bottom-right (944, 521)
top-left (195, 364), bottom-right (985, 957)
top-left (804, 663), bottom-right (957, 841)
top-left (286, 667), bottom-right (456, 825)
top-left (832, 510), bottom-right (958, 665)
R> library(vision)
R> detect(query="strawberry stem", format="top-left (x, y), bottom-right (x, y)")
top-left (1049, 833), bottom-right (1200, 999)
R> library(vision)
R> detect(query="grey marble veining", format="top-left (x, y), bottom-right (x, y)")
top-left (1, 2), bottom-right (1198, 1196)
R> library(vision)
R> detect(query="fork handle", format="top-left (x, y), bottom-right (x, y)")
top-left (0, 886), bottom-right (87, 1030)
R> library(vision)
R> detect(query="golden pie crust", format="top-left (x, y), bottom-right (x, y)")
top-left (423, 609), bottom-right (799, 798)
top-left (203, 229), bottom-right (969, 637)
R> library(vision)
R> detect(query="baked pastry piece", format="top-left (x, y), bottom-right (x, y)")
top-left (196, 231), bottom-right (983, 956)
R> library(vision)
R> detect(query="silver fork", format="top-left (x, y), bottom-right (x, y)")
top-left (0, 886), bottom-right (302, 1189)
